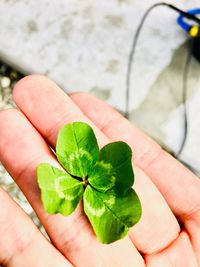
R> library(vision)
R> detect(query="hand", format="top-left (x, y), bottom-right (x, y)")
top-left (0, 75), bottom-right (199, 267)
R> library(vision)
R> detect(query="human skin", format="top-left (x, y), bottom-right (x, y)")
top-left (0, 75), bottom-right (199, 266)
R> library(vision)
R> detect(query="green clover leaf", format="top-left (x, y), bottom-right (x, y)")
top-left (37, 163), bottom-right (84, 216)
top-left (89, 142), bottom-right (134, 195)
top-left (37, 122), bottom-right (142, 244)
top-left (84, 186), bottom-right (141, 244)
top-left (56, 122), bottom-right (99, 178)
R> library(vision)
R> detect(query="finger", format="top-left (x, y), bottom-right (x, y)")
top-left (13, 75), bottom-right (180, 255)
top-left (71, 92), bottom-right (200, 255)
top-left (70, 92), bottom-right (200, 218)
top-left (0, 188), bottom-right (70, 267)
top-left (0, 109), bottom-right (144, 267)
top-left (145, 231), bottom-right (198, 267)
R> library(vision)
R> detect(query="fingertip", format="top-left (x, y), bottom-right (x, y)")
top-left (13, 74), bottom-right (61, 106)
top-left (0, 108), bottom-right (21, 126)
top-left (13, 74), bottom-right (43, 100)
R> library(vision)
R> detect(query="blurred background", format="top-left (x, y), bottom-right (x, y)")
top-left (0, 0), bottom-right (200, 226)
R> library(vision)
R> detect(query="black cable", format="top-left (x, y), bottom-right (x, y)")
top-left (125, 2), bottom-right (196, 170)
top-left (125, 2), bottom-right (171, 119)
top-left (125, 2), bottom-right (197, 119)
top-left (176, 39), bottom-right (193, 157)
top-left (168, 4), bottom-right (200, 24)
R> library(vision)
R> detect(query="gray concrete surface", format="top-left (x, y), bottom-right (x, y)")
top-left (0, 1), bottom-right (200, 173)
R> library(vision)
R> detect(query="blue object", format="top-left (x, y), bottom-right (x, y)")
top-left (177, 8), bottom-right (200, 33)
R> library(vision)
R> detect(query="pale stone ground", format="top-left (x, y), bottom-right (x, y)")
top-left (0, 0), bottom-right (200, 229)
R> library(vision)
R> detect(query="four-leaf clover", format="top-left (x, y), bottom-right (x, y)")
top-left (37, 122), bottom-right (142, 244)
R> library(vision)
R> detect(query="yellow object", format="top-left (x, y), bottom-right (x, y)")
top-left (189, 25), bottom-right (200, 37)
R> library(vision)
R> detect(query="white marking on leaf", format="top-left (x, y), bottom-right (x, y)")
top-left (68, 148), bottom-right (93, 176)
top-left (84, 197), bottom-right (105, 217)
top-left (96, 161), bottom-right (112, 171)
top-left (104, 195), bottom-right (115, 206)
top-left (55, 178), bottom-right (65, 199)
top-left (69, 148), bottom-right (93, 162)
top-left (64, 189), bottom-right (82, 200)
top-left (58, 191), bottom-right (65, 199)
top-left (54, 176), bottom-right (83, 200)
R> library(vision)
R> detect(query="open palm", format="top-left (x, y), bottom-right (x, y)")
top-left (0, 75), bottom-right (199, 267)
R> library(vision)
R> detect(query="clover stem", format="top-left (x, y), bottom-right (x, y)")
top-left (70, 174), bottom-right (83, 182)
top-left (83, 175), bottom-right (89, 188)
